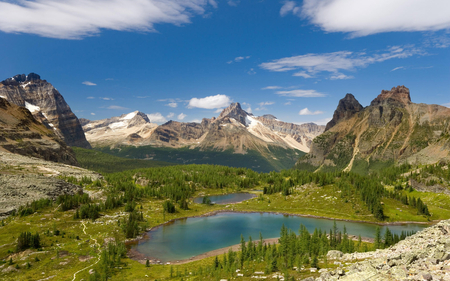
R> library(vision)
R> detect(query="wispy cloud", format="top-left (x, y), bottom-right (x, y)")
top-left (0, 0), bottom-right (217, 39)
top-left (147, 113), bottom-right (167, 123)
top-left (188, 94), bottom-right (232, 109)
top-left (107, 105), bottom-right (128, 110)
top-left (166, 102), bottom-right (178, 108)
top-left (90, 112), bottom-right (95, 116)
top-left (260, 45), bottom-right (422, 79)
top-left (105, 78), bottom-right (114, 81)
top-left (255, 101), bottom-right (274, 111)
top-left (280, 1), bottom-right (300, 17)
top-left (299, 108), bottom-right (324, 115)
top-left (284, 101), bottom-right (292, 105)
top-left (86, 96), bottom-right (95, 99)
top-left (82, 81), bottom-right (96, 86)
top-left (100, 97), bottom-right (114, 101)
top-left (262, 86), bottom-right (283, 90)
top-left (276, 89), bottom-right (325, 97)
top-left (227, 0), bottom-right (240, 6)
top-left (301, 0), bottom-right (450, 37)
top-left (178, 113), bottom-right (187, 120)
top-left (167, 112), bottom-right (175, 118)
top-left (247, 68), bottom-right (256, 75)
top-left (391, 66), bottom-right (405, 72)
top-left (442, 103), bottom-right (450, 108)
top-left (330, 73), bottom-right (354, 80)
top-left (227, 55), bottom-right (250, 64)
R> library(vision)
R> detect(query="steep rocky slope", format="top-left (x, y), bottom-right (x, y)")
top-left (297, 86), bottom-right (450, 172)
top-left (0, 151), bottom-right (101, 218)
top-left (0, 73), bottom-right (90, 148)
top-left (0, 97), bottom-right (78, 165)
top-left (319, 219), bottom-right (450, 281)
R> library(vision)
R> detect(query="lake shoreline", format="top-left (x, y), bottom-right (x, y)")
top-left (126, 209), bottom-right (435, 264)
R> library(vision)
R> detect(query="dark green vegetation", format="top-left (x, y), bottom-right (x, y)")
top-left (93, 145), bottom-right (305, 173)
top-left (73, 147), bottom-right (173, 173)
top-left (173, 223), bottom-right (414, 280)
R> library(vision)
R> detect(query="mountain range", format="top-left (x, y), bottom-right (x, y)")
top-left (297, 85), bottom-right (450, 173)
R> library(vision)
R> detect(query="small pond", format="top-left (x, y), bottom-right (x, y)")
top-left (193, 193), bottom-right (257, 205)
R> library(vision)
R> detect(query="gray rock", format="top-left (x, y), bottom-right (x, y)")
top-left (327, 250), bottom-right (344, 260)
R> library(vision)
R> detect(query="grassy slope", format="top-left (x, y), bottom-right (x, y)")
top-left (94, 145), bottom-right (305, 173)
top-left (72, 147), bottom-right (173, 174)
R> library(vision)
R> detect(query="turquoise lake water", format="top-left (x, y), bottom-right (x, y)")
top-left (193, 193), bottom-right (257, 204)
top-left (130, 212), bottom-right (428, 262)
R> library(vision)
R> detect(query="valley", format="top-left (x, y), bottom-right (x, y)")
top-left (1, 80), bottom-right (450, 280)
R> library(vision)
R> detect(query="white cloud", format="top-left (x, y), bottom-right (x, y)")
top-left (280, 1), bottom-right (300, 17)
top-left (284, 101), bottom-right (292, 105)
top-left (261, 86), bottom-right (283, 90)
top-left (330, 73), bottom-right (354, 80)
top-left (258, 101), bottom-right (275, 106)
top-left (190, 119), bottom-right (201, 123)
top-left (90, 112), bottom-right (95, 116)
top-left (255, 107), bottom-right (266, 111)
top-left (107, 105), bottom-right (128, 110)
top-left (82, 81), bottom-right (96, 86)
top-left (227, 0), bottom-right (239, 6)
top-left (167, 112), bottom-right (175, 118)
top-left (227, 55), bottom-right (250, 64)
top-left (86, 96), bottom-right (95, 99)
top-left (391, 66), bottom-right (405, 72)
top-left (100, 97), bottom-right (114, 100)
top-left (260, 45), bottom-right (422, 79)
top-left (301, 0), bottom-right (450, 37)
top-left (147, 112), bottom-right (167, 123)
top-left (247, 68), bottom-right (256, 75)
top-left (188, 94), bottom-right (232, 109)
top-left (178, 113), bottom-right (187, 120)
top-left (443, 103), bottom-right (450, 108)
top-left (214, 108), bottom-right (224, 113)
top-left (310, 117), bottom-right (332, 126)
top-left (245, 107), bottom-right (252, 113)
top-left (276, 89), bottom-right (325, 97)
top-left (299, 108), bottom-right (324, 115)
top-left (0, 0), bottom-right (216, 39)
top-left (166, 102), bottom-right (178, 108)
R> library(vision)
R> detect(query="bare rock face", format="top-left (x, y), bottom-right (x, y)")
top-left (298, 85), bottom-right (450, 172)
top-left (218, 102), bottom-right (250, 125)
top-left (0, 73), bottom-right (91, 148)
top-left (370, 85), bottom-right (411, 107)
top-left (325, 93), bottom-right (363, 131)
top-left (0, 97), bottom-right (78, 165)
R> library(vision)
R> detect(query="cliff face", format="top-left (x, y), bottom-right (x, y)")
top-left (0, 97), bottom-right (78, 165)
top-left (297, 86), bottom-right (450, 172)
top-left (0, 73), bottom-right (91, 148)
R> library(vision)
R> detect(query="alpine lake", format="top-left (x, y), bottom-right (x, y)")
top-left (129, 193), bottom-right (428, 263)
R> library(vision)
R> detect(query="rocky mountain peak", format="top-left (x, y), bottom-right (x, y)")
top-left (370, 85), bottom-right (411, 106)
top-left (325, 93), bottom-right (363, 131)
top-left (126, 111), bottom-right (151, 127)
top-left (261, 114), bottom-right (277, 120)
top-left (2, 73), bottom-right (41, 85)
top-left (218, 102), bottom-right (249, 125)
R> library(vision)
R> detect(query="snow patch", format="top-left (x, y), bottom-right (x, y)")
top-left (0, 95), bottom-right (6, 99)
top-left (245, 115), bottom-right (262, 128)
top-left (48, 123), bottom-right (55, 128)
top-left (25, 101), bottom-right (40, 113)
top-left (109, 122), bottom-right (126, 129)
top-left (21, 82), bottom-right (32, 89)
top-left (122, 111), bottom-right (137, 120)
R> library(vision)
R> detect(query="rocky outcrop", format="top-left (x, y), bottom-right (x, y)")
top-left (0, 73), bottom-right (91, 148)
top-left (325, 94), bottom-right (363, 132)
top-left (217, 102), bottom-right (250, 125)
top-left (0, 151), bottom-right (101, 218)
top-left (318, 220), bottom-right (450, 280)
top-left (0, 97), bottom-right (78, 165)
top-left (297, 86), bottom-right (450, 172)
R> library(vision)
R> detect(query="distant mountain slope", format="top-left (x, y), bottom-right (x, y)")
top-left (0, 97), bottom-right (78, 165)
top-left (297, 86), bottom-right (450, 173)
top-left (82, 103), bottom-right (323, 172)
top-left (0, 73), bottom-right (90, 148)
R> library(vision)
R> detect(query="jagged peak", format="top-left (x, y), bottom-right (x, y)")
top-left (370, 85), bottom-right (411, 106)
top-left (325, 93), bottom-right (363, 131)
top-left (2, 73), bottom-right (41, 84)
top-left (261, 114), bottom-right (277, 120)
top-left (217, 102), bottom-right (250, 125)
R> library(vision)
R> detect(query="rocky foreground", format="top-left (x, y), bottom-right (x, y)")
top-left (316, 220), bottom-right (450, 281)
top-left (0, 151), bottom-right (101, 218)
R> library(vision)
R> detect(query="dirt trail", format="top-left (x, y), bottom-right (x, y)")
top-left (71, 221), bottom-right (101, 281)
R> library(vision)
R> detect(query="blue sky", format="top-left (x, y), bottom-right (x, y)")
top-left (0, 0), bottom-right (449, 125)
